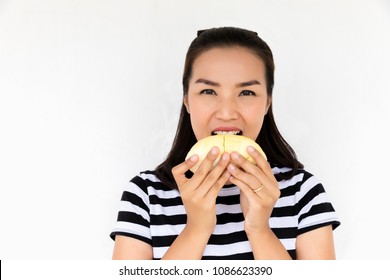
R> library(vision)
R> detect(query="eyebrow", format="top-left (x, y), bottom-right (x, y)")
top-left (237, 80), bottom-right (261, 87)
top-left (195, 78), bottom-right (220, 86)
top-left (194, 78), bottom-right (261, 87)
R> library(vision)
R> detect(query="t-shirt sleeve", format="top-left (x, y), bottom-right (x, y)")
top-left (296, 174), bottom-right (340, 235)
top-left (110, 174), bottom-right (152, 245)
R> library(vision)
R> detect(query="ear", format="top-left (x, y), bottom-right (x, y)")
top-left (183, 95), bottom-right (190, 114)
top-left (265, 96), bottom-right (271, 115)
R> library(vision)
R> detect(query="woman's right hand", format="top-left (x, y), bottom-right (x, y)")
top-left (172, 147), bottom-right (231, 235)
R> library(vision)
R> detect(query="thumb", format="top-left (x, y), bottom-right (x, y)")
top-left (171, 154), bottom-right (199, 187)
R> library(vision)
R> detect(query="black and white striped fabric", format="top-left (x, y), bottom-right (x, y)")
top-left (110, 166), bottom-right (340, 259)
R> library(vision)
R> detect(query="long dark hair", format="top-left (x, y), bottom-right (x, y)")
top-left (155, 27), bottom-right (303, 189)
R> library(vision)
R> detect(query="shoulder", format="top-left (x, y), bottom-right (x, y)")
top-left (272, 164), bottom-right (316, 185)
top-left (272, 164), bottom-right (340, 229)
top-left (129, 170), bottom-right (167, 190)
top-left (271, 164), bottom-right (327, 197)
top-left (128, 170), bottom-right (179, 197)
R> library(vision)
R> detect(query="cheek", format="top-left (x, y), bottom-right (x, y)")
top-left (189, 102), bottom-right (206, 120)
top-left (242, 106), bottom-right (266, 135)
top-left (188, 96), bottom-right (215, 118)
top-left (241, 102), bottom-right (266, 118)
top-left (187, 99), bottom-right (211, 139)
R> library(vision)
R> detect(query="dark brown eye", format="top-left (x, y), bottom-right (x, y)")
top-left (240, 90), bottom-right (255, 96)
top-left (200, 89), bottom-right (216, 95)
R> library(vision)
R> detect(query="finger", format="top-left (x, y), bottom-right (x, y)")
top-left (229, 159), bottom-right (281, 207)
top-left (247, 146), bottom-right (279, 190)
top-left (231, 151), bottom-right (259, 175)
top-left (230, 174), bottom-right (275, 207)
top-left (247, 146), bottom-right (274, 180)
top-left (206, 169), bottom-right (231, 201)
top-left (229, 176), bottom-right (261, 204)
top-left (229, 160), bottom-right (279, 201)
top-left (190, 146), bottom-right (221, 187)
top-left (230, 151), bottom-right (272, 188)
top-left (197, 152), bottom-right (230, 197)
top-left (227, 161), bottom-right (265, 191)
top-left (172, 154), bottom-right (199, 187)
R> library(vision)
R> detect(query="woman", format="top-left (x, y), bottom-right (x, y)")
top-left (111, 27), bottom-right (340, 259)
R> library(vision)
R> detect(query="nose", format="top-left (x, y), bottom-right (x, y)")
top-left (215, 97), bottom-right (239, 121)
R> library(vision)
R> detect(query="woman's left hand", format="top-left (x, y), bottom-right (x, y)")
top-left (227, 146), bottom-right (280, 235)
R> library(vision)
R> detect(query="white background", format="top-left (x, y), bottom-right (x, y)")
top-left (1, 0), bottom-right (389, 260)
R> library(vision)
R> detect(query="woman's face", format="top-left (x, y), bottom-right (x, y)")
top-left (184, 47), bottom-right (271, 141)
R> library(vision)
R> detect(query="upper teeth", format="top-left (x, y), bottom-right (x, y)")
top-left (213, 130), bottom-right (241, 135)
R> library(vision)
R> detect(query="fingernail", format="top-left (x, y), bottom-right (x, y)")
top-left (211, 147), bottom-right (219, 155)
top-left (247, 146), bottom-right (255, 153)
top-left (222, 153), bottom-right (229, 161)
top-left (190, 155), bottom-right (198, 162)
top-left (232, 152), bottom-right (239, 159)
top-left (228, 164), bottom-right (235, 171)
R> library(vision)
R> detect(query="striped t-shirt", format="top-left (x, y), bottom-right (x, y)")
top-left (110, 165), bottom-right (340, 259)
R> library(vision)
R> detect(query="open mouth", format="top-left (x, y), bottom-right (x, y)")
top-left (212, 130), bottom-right (242, 136)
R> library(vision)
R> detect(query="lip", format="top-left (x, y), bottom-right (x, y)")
top-left (213, 127), bottom-right (241, 132)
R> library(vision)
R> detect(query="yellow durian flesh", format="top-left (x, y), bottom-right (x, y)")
top-left (185, 135), bottom-right (267, 173)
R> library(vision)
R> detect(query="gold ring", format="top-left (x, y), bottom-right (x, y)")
top-left (253, 184), bottom-right (264, 193)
